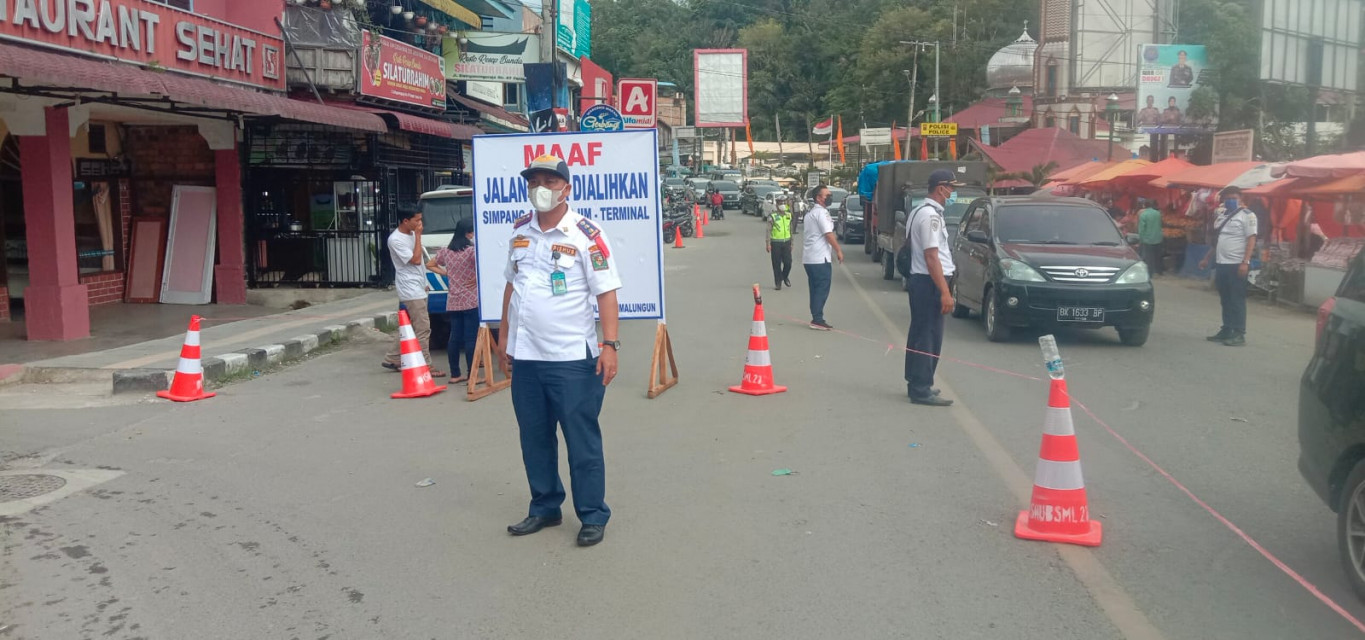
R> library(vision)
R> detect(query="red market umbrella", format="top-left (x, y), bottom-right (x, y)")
top-left (1150, 161), bottom-right (1265, 190)
top-left (1077, 159), bottom-right (1153, 188)
top-left (1108, 156), bottom-right (1195, 188)
top-left (1275, 151), bottom-right (1365, 179)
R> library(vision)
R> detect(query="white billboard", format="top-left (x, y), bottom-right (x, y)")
top-left (1260, 0), bottom-right (1362, 92)
top-left (472, 130), bottom-right (665, 322)
top-left (1072, 0), bottom-right (1172, 90)
top-left (443, 32), bottom-right (540, 82)
top-left (694, 49), bottom-right (747, 127)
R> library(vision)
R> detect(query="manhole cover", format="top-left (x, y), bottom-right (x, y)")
top-left (0, 474), bottom-right (67, 502)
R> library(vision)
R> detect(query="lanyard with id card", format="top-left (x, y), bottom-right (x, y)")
top-left (551, 251), bottom-right (568, 296)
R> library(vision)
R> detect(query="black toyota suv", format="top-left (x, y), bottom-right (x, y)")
top-left (948, 196), bottom-right (1155, 346)
top-left (1298, 249), bottom-right (1365, 602)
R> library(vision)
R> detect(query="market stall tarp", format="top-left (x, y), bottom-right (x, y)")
top-left (1151, 161), bottom-right (1265, 189)
top-left (1289, 172), bottom-right (1365, 196)
top-left (1274, 151), bottom-right (1365, 179)
top-left (1049, 160), bottom-right (1115, 183)
top-left (1077, 159), bottom-right (1152, 188)
top-left (1244, 177), bottom-right (1302, 197)
top-left (1108, 156), bottom-right (1194, 187)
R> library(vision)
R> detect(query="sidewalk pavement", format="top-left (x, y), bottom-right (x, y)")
top-left (1, 292), bottom-right (402, 393)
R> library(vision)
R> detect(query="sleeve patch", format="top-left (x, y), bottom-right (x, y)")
top-left (589, 246), bottom-right (609, 271)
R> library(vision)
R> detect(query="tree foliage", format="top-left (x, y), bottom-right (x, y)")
top-left (591, 0), bottom-right (1035, 142)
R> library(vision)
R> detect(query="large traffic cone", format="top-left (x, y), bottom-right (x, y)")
top-left (156, 315), bottom-right (215, 402)
top-left (673, 227), bottom-right (685, 248)
top-left (728, 284), bottom-right (787, 396)
top-left (696, 209), bottom-right (705, 238)
top-left (1014, 378), bottom-right (1102, 546)
top-left (391, 309), bottom-right (446, 399)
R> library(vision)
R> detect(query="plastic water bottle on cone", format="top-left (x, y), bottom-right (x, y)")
top-left (1014, 334), bottom-right (1103, 547)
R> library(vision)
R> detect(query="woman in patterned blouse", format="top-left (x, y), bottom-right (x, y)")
top-left (428, 218), bottom-right (479, 383)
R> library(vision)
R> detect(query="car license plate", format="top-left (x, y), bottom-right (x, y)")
top-left (1057, 306), bottom-right (1105, 322)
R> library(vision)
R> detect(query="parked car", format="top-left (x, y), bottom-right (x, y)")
top-left (685, 177), bottom-right (712, 203)
top-left (947, 196), bottom-right (1154, 346)
top-left (759, 191), bottom-right (787, 220)
top-left (708, 180), bottom-right (742, 211)
top-left (663, 177), bottom-right (688, 201)
top-left (835, 194), bottom-right (865, 243)
top-left (417, 185), bottom-right (473, 349)
top-left (741, 184), bottom-right (783, 216)
top-left (1298, 249), bottom-right (1365, 602)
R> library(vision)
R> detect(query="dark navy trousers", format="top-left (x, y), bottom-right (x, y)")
top-left (904, 274), bottom-right (946, 399)
top-left (510, 350), bottom-right (610, 526)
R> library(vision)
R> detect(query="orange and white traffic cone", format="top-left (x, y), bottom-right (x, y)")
top-left (673, 226), bottom-right (685, 249)
top-left (1014, 378), bottom-right (1102, 546)
top-left (391, 309), bottom-right (447, 399)
top-left (156, 315), bottom-right (215, 403)
top-left (696, 210), bottom-right (705, 238)
top-left (729, 284), bottom-right (787, 396)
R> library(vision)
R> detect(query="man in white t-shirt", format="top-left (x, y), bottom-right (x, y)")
top-left (801, 185), bottom-right (844, 330)
top-left (904, 170), bottom-right (960, 406)
top-left (1199, 185), bottom-right (1258, 346)
top-left (382, 208), bottom-right (444, 376)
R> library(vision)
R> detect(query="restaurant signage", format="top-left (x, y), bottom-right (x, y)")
top-left (0, 0), bottom-right (284, 90)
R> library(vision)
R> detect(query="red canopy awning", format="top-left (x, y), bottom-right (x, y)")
top-left (1275, 151), bottom-right (1365, 179)
top-left (332, 103), bottom-right (480, 139)
top-left (1078, 159), bottom-right (1152, 188)
top-left (0, 42), bottom-right (387, 133)
top-left (1108, 156), bottom-right (1195, 187)
top-left (1054, 161), bottom-right (1119, 185)
top-left (1290, 173), bottom-right (1365, 196)
top-left (1151, 161), bottom-right (1265, 189)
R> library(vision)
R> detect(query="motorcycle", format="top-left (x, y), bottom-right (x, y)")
top-left (662, 201), bottom-right (695, 244)
top-left (710, 202), bottom-right (725, 221)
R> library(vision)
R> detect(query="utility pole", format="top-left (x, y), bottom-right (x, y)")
top-left (901, 40), bottom-right (940, 157)
top-left (775, 113), bottom-right (784, 167)
top-left (904, 46), bottom-right (920, 160)
top-left (540, 0), bottom-right (555, 63)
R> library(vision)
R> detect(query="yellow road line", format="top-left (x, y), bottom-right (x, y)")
top-left (840, 264), bottom-right (1166, 640)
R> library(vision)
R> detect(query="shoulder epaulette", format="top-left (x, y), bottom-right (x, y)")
top-left (513, 213), bottom-right (532, 229)
top-left (576, 218), bottom-right (610, 258)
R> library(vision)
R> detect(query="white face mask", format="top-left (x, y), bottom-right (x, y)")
top-left (529, 186), bottom-right (563, 213)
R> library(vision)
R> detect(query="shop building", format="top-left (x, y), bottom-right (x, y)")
top-left (0, 0), bottom-right (399, 341)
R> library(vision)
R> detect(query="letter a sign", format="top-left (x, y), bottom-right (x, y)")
top-left (617, 78), bottom-right (658, 129)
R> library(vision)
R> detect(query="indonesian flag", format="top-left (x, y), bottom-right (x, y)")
top-left (812, 117), bottom-right (834, 136)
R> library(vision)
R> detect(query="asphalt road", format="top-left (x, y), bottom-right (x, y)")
top-left (1, 213), bottom-right (1358, 640)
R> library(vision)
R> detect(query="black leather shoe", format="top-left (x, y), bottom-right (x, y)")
top-left (910, 395), bottom-right (953, 407)
top-left (577, 525), bottom-right (605, 547)
top-left (1206, 330), bottom-right (1231, 342)
top-left (507, 516), bottom-right (562, 536)
top-left (908, 387), bottom-right (941, 397)
top-left (1222, 333), bottom-right (1246, 347)
top-left (784, 278), bottom-right (792, 287)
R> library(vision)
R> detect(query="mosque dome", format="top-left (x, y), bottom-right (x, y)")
top-left (986, 25), bottom-right (1037, 92)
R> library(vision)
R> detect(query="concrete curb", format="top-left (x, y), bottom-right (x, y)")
top-left (18, 310), bottom-right (400, 395)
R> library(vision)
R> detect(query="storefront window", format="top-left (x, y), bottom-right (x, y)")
top-left (73, 181), bottom-right (119, 273)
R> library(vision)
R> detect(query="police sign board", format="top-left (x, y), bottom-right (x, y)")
top-left (580, 104), bottom-right (625, 132)
top-left (618, 78), bottom-right (658, 128)
top-left (920, 122), bottom-right (958, 137)
top-left (473, 130), bottom-right (664, 322)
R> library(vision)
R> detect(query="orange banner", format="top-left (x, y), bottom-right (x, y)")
top-left (836, 116), bottom-right (846, 164)
top-left (892, 121), bottom-right (902, 160)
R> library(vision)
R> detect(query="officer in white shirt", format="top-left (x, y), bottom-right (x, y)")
top-left (801, 185), bottom-right (843, 330)
top-left (496, 155), bottom-right (622, 547)
top-left (904, 170), bottom-right (961, 406)
top-left (1199, 185), bottom-right (1258, 346)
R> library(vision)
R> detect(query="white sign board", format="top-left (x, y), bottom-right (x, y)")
top-left (860, 127), bottom-right (892, 146)
top-left (466, 80), bottom-right (504, 106)
top-left (473, 130), bottom-right (665, 322)
top-left (674, 126), bottom-right (697, 139)
top-left (694, 49), bottom-right (747, 127)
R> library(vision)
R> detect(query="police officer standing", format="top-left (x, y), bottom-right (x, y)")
top-left (904, 170), bottom-right (960, 407)
top-left (766, 196), bottom-right (794, 290)
top-left (496, 155), bottom-right (622, 547)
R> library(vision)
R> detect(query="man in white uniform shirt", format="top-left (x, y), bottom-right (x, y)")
top-left (382, 208), bottom-right (444, 377)
top-left (801, 185), bottom-right (843, 330)
top-left (496, 155), bottom-right (622, 547)
top-left (904, 170), bottom-right (960, 406)
top-left (1199, 185), bottom-right (1257, 346)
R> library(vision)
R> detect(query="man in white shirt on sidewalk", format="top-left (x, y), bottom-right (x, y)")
top-left (382, 207), bottom-right (444, 377)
